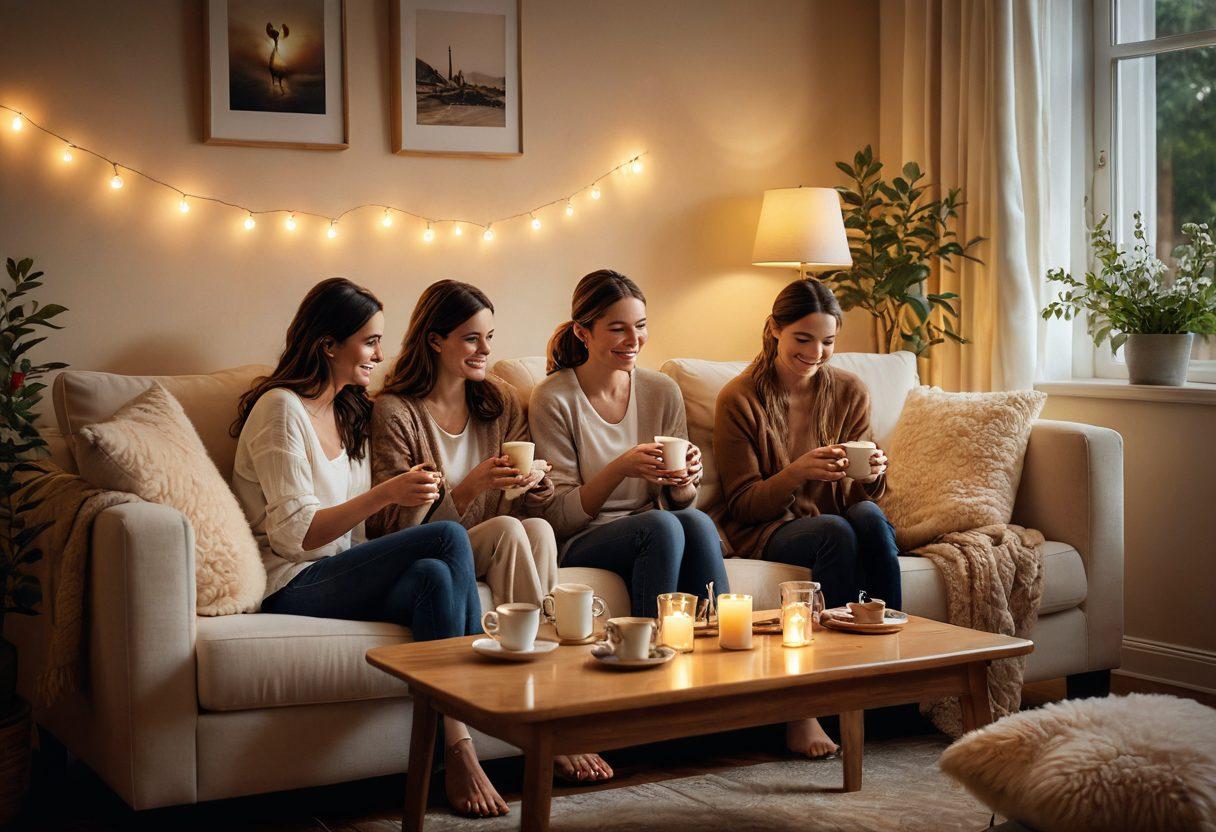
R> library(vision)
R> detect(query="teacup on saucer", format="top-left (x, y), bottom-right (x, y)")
top-left (847, 598), bottom-right (886, 625)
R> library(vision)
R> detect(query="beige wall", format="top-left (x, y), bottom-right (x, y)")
top-left (1041, 395), bottom-right (1216, 692)
top-left (0, 0), bottom-right (879, 387)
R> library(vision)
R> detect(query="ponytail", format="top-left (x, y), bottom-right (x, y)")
top-left (546, 320), bottom-right (589, 374)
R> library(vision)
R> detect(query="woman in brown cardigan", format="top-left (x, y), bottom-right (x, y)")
top-left (714, 277), bottom-right (899, 758)
top-left (369, 279), bottom-right (613, 798)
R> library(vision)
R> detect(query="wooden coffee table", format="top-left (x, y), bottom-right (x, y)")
top-left (366, 613), bottom-right (1032, 831)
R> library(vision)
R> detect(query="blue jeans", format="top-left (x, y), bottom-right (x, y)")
top-left (262, 521), bottom-right (482, 640)
top-left (562, 509), bottom-right (730, 618)
top-left (762, 501), bottom-right (902, 611)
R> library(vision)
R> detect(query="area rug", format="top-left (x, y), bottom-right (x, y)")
top-left (421, 736), bottom-right (994, 832)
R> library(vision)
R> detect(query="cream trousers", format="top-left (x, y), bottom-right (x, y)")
top-left (466, 516), bottom-right (558, 608)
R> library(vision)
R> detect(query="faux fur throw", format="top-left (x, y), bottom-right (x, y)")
top-left (913, 523), bottom-right (1045, 737)
top-left (14, 459), bottom-right (139, 706)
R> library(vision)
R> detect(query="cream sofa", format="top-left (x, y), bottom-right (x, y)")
top-left (6, 351), bottom-right (1123, 810)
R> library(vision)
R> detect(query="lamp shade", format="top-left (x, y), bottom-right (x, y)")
top-left (751, 186), bottom-right (852, 270)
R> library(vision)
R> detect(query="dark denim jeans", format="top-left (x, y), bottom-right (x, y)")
top-left (562, 508), bottom-right (731, 618)
top-left (261, 520), bottom-right (482, 640)
top-left (761, 500), bottom-right (902, 611)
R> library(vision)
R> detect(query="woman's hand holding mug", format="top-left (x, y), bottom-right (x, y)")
top-left (613, 443), bottom-right (666, 483)
top-left (379, 464), bottom-right (442, 507)
top-left (791, 446), bottom-right (848, 483)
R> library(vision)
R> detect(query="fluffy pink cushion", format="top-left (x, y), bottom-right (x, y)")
top-left (76, 383), bottom-right (265, 614)
top-left (879, 386), bottom-right (1045, 549)
top-left (939, 693), bottom-right (1216, 832)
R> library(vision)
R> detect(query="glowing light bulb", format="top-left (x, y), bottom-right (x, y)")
top-left (453, 225), bottom-right (463, 237)
top-left (590, 185), bottom-right (602, 200)
top-left (326, 222), bottom-right (338, 239)
top-left (244, 213), bottom-right (256, 230)
top-left (565, 202), bottom-right (575, 217)
top-left (285, 214), bottom-right (297, 231)
top-left (178, 197), bottom-right (190, 214)
top-left (531, 216), bottom-right (541, 230)
top-left (109, 168), bottom-right (124, 189)
top-left (11, 115), bottom-right (23, 131)
top-left (482, 227), bottom-right (494, 241)
top-left (422, 224), bottom-right (436, 243)
top-left (381, 210), bottom-right (393, 228)
top-left (62, 147), bottom-right (74, 163)
top-left (631, 158), bottom-right (644, 174)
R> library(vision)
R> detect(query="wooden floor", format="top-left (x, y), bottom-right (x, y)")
top-left (10, 673), bottom-right (1210, 831)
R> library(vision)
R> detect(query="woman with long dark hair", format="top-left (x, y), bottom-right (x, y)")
top-left (230, 278), bottom-right (508, 818)
top-left (370, 278), bottom-right (611, 785)
top-left (529, 269), bottom-right (729, 619)
top-left (713, 276), bottom-right (898, 758)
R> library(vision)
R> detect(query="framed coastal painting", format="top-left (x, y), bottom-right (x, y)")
top-left (204, 0), bottom-right (349, 150)
top-left (390, 0), bottom-right (523, 157)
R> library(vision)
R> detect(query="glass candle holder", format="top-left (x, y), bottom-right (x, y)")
top-left (717, 593), bottom-right (753, 650)
top-left (657, 592), bottom-right (697, 653)
top-left (779, 581), bottom-right (824, 648)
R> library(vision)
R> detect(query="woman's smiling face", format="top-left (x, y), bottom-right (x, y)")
top-left (772, 311), bottom-right (837, 379)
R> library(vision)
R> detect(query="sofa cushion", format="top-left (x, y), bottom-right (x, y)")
top-left (492, 356), bottom-right (546, 411)
top-left (53, 364), bottom-right (272, 481)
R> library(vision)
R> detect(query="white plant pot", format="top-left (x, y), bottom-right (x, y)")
top-left (1124, 333), bottom-right (1194, 386)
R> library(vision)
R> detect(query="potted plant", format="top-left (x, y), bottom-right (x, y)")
top-left (819, 145), bottom-right (985, 356)
top-left (1043, 213), bottom-right (1216, 385)
top-left (1, 256), bottom-right (67, 824)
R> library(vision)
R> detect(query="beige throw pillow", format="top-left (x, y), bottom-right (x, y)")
top-left (879, 386), bottom-right (1045, 550)
top-left (939, 694), bottom-right (1216, 832)
top-left (76, 383), bottom-right (265, 614)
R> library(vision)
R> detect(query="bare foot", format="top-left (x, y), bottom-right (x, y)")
top-left (786, 718), bottom-right (839, 758)
top-left (444, 738), bottom-right (510, 817)
top-left (554, 753), bottom-right (614, 782)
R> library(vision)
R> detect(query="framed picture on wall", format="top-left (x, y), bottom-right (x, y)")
top-left (204, 0), bottom-right (348, 150)
top-left (390, 0), bottom-right (522, 157)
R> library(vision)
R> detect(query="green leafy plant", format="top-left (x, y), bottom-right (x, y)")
top-left (820, 145), bottom-right (985, 356)
top-left (1042, 213), bottom-right (1216, 353)
top-left (1, 257), bottom-right (68, 633)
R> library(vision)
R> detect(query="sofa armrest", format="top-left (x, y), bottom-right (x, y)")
top-left (1013, 419), bottom-right (1124, 671)
top-left (85, 502), bottom-right (199, 809)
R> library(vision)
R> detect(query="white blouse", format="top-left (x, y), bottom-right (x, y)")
top-left (231, 388), bottom-right (370, 597)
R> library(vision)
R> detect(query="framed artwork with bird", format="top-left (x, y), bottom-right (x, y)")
top-left (204, 0), bottom-right (348, 150)
top-left (391, 0), bottom-right (522, 157)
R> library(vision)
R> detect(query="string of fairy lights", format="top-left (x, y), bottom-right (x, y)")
top-left (0, 103), bottom-right (648, 242)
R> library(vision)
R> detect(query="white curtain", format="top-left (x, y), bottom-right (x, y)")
top-left (879, 0), bottom-right (1087, 391)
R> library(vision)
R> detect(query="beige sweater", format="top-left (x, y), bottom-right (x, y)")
top-left (367, 375), bottom-right (535, 537)
top-left (712, 367), bottom-right (884, 558)
top-left (528, 367), bottom-right (695, 547)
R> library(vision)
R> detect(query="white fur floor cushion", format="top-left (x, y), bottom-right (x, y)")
top-left (879, 386), bottom-right (1045, 550)
top-left (939, 693), bottom-right (1216, 832)
top-left (76, 383), bottom-right (266, 614)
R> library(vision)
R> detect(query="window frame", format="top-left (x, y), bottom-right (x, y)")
top-left (1091, 0), bottom-right (1216, 384)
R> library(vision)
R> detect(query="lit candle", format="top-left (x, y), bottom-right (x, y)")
top-left (661, 612), bottom-right (694, 653)
top-left (782, 602), bottom-right (810, 647)
top-left (718, 594), bottom-right (753, 650)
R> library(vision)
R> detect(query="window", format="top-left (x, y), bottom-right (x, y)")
top-left (1094, 0), bottom-right (1216, 383)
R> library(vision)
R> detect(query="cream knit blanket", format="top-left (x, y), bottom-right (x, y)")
top-left (913, 524), bottom-right (1045, 737)
top-left (15, 460), bottom-right (138, 706)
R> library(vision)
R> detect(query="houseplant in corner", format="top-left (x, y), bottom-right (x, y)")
top-left (0, 256), bottom-right (67, 823)
top-left (819, 145), bottom-right (985, 357)
top-left (1043, 213), bottom-right (1216, 385)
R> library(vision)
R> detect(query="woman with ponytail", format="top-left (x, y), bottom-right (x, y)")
top-left (230, 279), bottom-right (503, 818)
top-left (713, 277), bottom-right (899, 758)
top-left (529, 269), bottom-right (729, 619)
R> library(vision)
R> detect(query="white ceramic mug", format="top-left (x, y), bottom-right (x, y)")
top-left (841, 440), bottom-right (877, 479)
top-left (655, 435), bottom-right (690, 475)
top-left (481, 602), bottom-right (540, 651)
top-left (501, 441), bottom-right (536, 478)
top-left (603, 617), bottom-right (657, 661)
top-left (541, 583), bottom-right (607, 641)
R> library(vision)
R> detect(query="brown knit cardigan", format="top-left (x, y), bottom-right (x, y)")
top-left (712, 366), bottom-right (885, 558)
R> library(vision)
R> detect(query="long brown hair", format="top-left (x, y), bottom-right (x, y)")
top-left (379, 279), bottom-right (505, 421)
top-left (546, 269), bottom-right (646, 374)
top-left (749, 277), bottom-right (843, 443)
top-left (231, 277), bottom-right (383, 461)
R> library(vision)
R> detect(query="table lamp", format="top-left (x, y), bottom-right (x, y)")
top-left (751, 186), bottom-right (852, 278)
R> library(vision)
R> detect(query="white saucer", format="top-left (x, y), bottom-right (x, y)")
top-left (588, 644), bottom-right (677, 671)
top-left (472, 638), bottom-right (559, 662)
